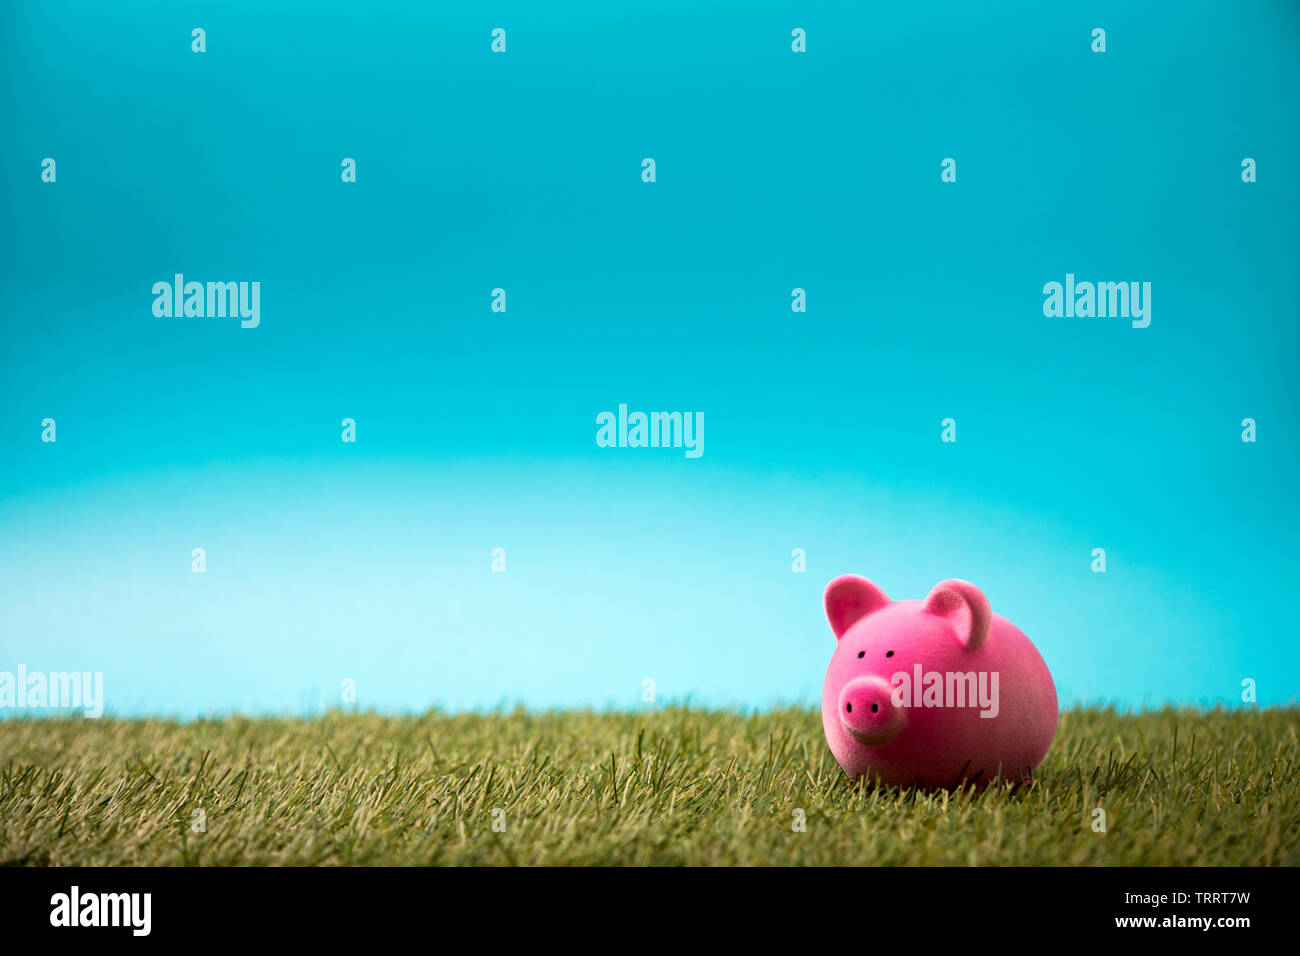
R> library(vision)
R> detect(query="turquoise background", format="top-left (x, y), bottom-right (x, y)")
top-left (2, 1), bottom-right (1297, 716)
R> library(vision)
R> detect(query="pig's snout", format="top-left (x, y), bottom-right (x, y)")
top-left (838, 676), bottom-right (904, 746)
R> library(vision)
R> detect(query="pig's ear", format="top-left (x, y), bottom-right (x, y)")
top-left (924, 579), bottom-right (991, 650)
top-left (824, 575), bottom-right (891, 640)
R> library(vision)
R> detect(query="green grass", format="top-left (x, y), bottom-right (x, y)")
top-left (1, 706), bottom-right (1296, 866)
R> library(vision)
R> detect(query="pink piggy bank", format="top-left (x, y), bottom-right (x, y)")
top-left (822, 575), bottom-right (1057, 788)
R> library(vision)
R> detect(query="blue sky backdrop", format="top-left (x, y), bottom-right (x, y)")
top-left (2, 1), bottom-right (1298, 716)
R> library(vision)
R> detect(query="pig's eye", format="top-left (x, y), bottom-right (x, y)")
top-left (886, 651), bottom-right (894, 658)
top-left (857, 651), bottom-right (865, 658)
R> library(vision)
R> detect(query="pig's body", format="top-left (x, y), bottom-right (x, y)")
top-left (821, 576), bottom-right (1057, 788)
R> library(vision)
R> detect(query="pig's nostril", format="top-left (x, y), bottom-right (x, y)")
top-left (886, 651), bottom-right (894, 658)
top-left (857, 651), bottom-right (864, 658)
top-left (871, 704), bottom-right (879, 713)
top-left (845, 703), bottom-right (851, 713)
